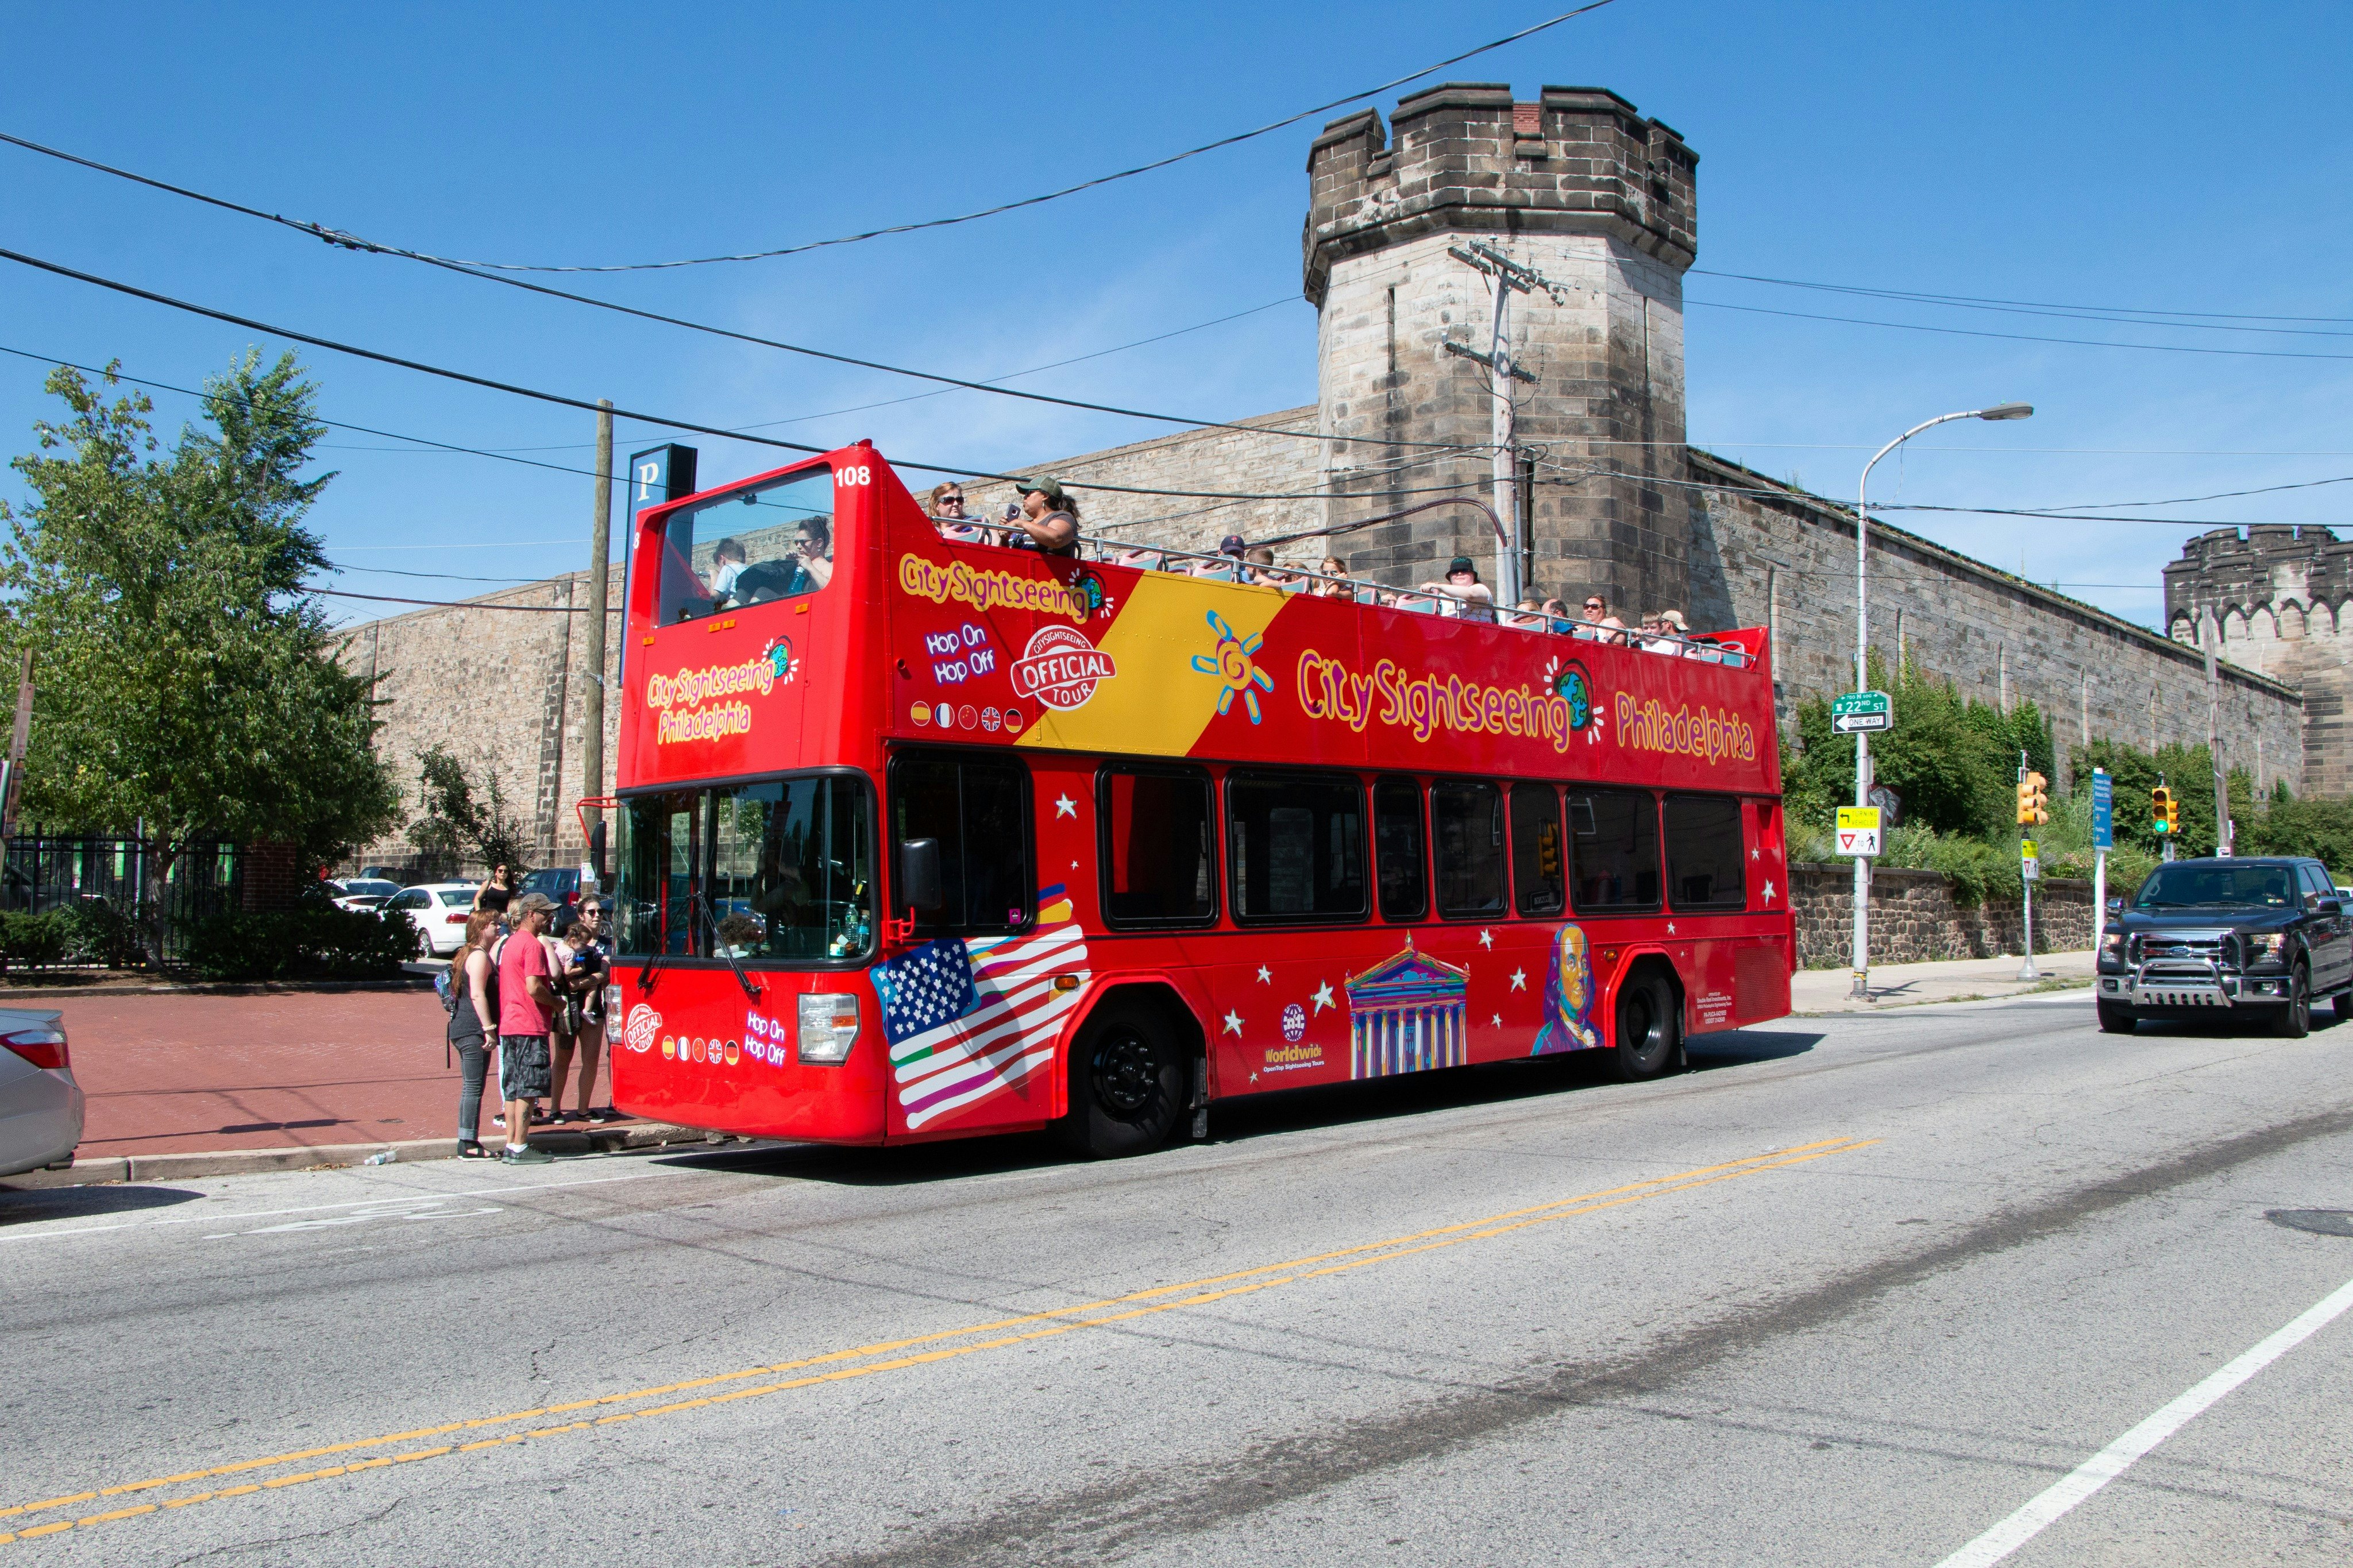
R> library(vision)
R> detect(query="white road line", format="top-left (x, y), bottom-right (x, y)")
top-left (0, 1167), bottom-right (678, 1243)
top-left (1934, 1268), bottom-right (2353, 1568)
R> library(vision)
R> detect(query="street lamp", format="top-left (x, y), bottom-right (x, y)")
top-left (1848, 401), bottom-right (2035, 1003)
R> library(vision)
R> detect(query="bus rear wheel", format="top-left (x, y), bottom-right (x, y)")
top-left (1614, 968), bottom-right (1681, 1081)
top-left (1063, 1003), bottom-right (1185, 1159)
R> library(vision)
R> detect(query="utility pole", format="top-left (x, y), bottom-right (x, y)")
top-left (2205, 613), bottom-right (2231, 855)
top-left (1444, 241), bottom-right (1571, 605)
top-left (578, 399), bottom-right (614, 885)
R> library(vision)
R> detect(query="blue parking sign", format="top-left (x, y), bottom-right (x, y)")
top-left (2092, 769), bottom-right (2113, 851)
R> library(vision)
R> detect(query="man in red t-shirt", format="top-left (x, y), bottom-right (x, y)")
top-left (496, 893), bottom-right (561, 1164)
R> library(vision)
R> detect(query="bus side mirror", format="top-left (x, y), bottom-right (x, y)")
top-left (589, 820), bottom-right (608, 886)
top-left (898, 839), bottom-right (943, 912)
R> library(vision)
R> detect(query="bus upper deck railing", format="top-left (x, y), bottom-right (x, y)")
top-left (925, 522), bottom-right (1758, 670)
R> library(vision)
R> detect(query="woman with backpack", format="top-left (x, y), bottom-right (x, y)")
top-left (444, 909), bottom-right (503, 1159)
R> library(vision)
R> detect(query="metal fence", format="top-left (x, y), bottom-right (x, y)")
top-left (1, 832), bottom-right (246, 963)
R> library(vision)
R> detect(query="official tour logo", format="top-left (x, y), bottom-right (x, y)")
top-left (623, 1003), bottom-right (661, 1055)
top-left (1010, 625), bottom-right (1117, 710)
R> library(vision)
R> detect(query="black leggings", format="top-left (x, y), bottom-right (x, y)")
top-left (450, 997), bottom-right (490, 1143)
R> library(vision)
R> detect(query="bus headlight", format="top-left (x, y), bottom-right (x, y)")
top-left (797, 994), bottom-right (859, 1064)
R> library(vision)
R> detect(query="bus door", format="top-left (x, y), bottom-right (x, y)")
top-left (877, 748), bottom-right (1080, 1139)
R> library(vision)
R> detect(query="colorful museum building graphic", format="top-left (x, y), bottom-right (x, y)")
top-left (1344, 939), bottom-right (1469, 1080)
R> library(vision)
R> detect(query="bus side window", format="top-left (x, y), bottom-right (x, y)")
top-left (1099, 764), bottom-right (1216, 926)
top-left (1432, 780), bottom-right (1507, 918)
top-left (1225, 771), bottom-right (1367, 923)
top-left (889, 751), bottom-right (1033, 934)
top-left (1567, 789), bottom-right (1661, 913)
top-left (1664, 794), bottom-right (1746, 911)
top-left (1510, 783), bottom-right (1565, 917)
top-left (1373, 775), bottom-right (1428, 922)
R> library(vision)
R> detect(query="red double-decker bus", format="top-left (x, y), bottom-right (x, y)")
top-left (605, 443), bottom-right (1793, 1156)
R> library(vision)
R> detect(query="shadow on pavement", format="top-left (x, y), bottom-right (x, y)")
top-left (1687, 1028), bottom-right (1823, 1069)
top-left (659, 1033), bottom-right (1824, 1188)
top-left (0, 1183), bottom-right (206, 1226)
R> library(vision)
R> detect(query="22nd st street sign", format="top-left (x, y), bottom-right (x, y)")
top-left (1831, 690), bottom-right (1894, 733)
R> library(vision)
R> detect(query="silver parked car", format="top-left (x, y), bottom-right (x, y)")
top-left (0, 1008), bottom-right (79, 1179)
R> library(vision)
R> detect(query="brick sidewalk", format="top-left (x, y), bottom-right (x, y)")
top-left (59, 990), bottom-right (635, 1159)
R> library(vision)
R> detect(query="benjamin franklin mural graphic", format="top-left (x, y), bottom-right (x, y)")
top-left (1532, 923), bottom-right (1602, 1055)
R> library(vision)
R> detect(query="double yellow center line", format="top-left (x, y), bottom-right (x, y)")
top-left (0, 1134), bottom-right (1874, 1548)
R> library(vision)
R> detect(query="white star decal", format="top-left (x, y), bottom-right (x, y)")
top-left (1478, 929), bottom-right (1494, 949)
top-left (1222, 1010), bottom-right (1243, 1036)
top-left (1249, 1071), bottom-right (1259, 1084)
top-left (1054, 794), bottom-right (1077, 818)
top-left (1490, 1013), bottom-right (1502, 1027)
top-left (1761, 879), bottom-right (1776, 903)
top-left (1752, 847), bottom-right (1761, 860)
top-left (1255, 965), bottom-right (1272, 983)
top-left (1311, 980), bottom-right (1336, 1013)
top-left (1510, 968), bottom-right (1527, 991)
top-left (1666, 922), bottom-right (1677, 935)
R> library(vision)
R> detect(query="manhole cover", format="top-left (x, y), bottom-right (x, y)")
top-left (2266, 1209), bottom-right (2353, 1237)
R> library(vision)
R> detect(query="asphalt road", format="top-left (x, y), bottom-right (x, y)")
top-left (6, 990), bottom-right (2352, 1566)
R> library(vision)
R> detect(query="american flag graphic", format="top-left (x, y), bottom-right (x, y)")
top-left (874, 885), bottom-right (1090, 1130)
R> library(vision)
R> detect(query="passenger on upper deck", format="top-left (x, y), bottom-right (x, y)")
top-left (1572, 592), bottom-right (1628, 644)
top-left (1414, 557), bottom-right (1496, 622)
top-left (1005, 477), bottom-right (1080, 558)
top-left (1313, 556), bottom-right (1352, 600)
top-left (701, 538), bottom-right (750, 609)
top-left (767, 515), bottom-right (834, 597)
top-left (1541, 597), bottom-right (1576, 634)
top-left (927, 482), bottom-right (992, 544)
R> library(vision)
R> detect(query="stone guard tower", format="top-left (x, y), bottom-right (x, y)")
top-left (1306, 83), bottom-right (1697, 614)
top-left (2166, 524), bottom-right (2353, 795)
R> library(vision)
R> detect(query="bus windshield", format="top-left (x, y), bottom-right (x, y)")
top-left (614, 773), bottom-right (875, 963)
top-left (657, 466), bottom-right (837, 626)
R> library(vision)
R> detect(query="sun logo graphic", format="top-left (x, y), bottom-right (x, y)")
top-left (1191, 611), bottom-right (1275, 724)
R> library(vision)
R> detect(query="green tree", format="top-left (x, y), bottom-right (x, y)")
top-left (1781, 654), bottom-right (2013, 838)
top-left (2073, 739), bottom-right (2221, 857)
top-left (0, 356), bottom-right (400, 963)
top-left (408, 744), bottom-right (530, 875)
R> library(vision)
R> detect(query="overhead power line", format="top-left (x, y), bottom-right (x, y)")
top-left (0, 246), bottom-right (1479, 503)
top-left (1687, 297), bottom-right (2353, 364)
top-left (1691, 269), bottom-right (2353, 331)
top-left (0, 6), bottom-right (1613, 274)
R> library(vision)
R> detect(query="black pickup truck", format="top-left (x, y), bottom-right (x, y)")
top-left (2096, 856), bottom-right (2353, 1036)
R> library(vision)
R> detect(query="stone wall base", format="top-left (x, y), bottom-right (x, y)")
top-left (1791, 862), bottom-right (2095, 970)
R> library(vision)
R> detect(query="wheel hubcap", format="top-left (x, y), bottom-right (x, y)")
top-left (1092, 1030), bottom-right (1160, 1117)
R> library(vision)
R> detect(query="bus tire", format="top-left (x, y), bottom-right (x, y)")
top-left (1614, 965), bottom-right (1680, 1081)
top-left (1062, 1002), bottom-right (1186, 1158)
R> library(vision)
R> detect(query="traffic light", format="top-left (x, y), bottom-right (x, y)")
top-left (2015, 771), bottom-right (2050, 827)
top-left (2152, 786), bottom-right (2177, 835)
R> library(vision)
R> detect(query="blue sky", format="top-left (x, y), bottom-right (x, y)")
top-left (3, 0), bottom-right (2349, 632)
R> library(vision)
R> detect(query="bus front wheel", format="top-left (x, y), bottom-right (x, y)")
top-left (1063, 1003), bottom-right (1185, 1158)
top-left (1614, 967), bottom-right (1682, 1081)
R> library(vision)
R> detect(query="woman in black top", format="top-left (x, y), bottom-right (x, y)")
top-left (1006, 477), bottom-right (1080, 558)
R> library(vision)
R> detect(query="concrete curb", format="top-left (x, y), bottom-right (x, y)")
top-left (1, 1122), bottom-right (717, 1189)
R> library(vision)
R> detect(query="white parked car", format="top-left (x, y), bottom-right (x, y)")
top-left (331, 877), bottom-right (402, 912)
top-left (0, 1008), bottom-right (79, 1179)
top-left (383, 883), bottom-right (481, 957)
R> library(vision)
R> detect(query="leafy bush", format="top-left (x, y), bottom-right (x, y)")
top-left (179, 905), bottom-right (419, 982)
top-left (0, 910), bottom-right (70, 972)
top-left (1783, 653), bottom-right (2051, 840)
top-left (62, 898), bottom-right (145, 968)
top-left (2240, 796), bottom-right (2353, 883)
